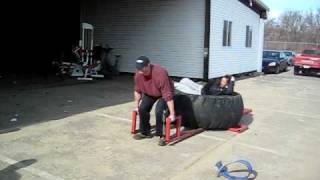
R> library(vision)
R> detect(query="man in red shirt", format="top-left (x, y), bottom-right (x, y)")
top-left (133, 56), bottom-right (175, 140)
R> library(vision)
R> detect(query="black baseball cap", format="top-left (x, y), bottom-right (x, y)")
top-left (136, 56), bottom-right (150, 70)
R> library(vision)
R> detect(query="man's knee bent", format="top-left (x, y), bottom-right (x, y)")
top-left (155, 100), bottom-right (167, 117)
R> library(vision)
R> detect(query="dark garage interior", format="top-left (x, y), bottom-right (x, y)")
top-left (1, 1), bottom-right (80, 80)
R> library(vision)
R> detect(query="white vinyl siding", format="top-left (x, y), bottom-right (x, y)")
top-left (80, 0), bottom-right (205, 78)
top-left (209, 0), bottom-right (262, 78)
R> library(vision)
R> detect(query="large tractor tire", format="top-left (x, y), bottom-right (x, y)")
top-left (174, 92), bottom-right (244, 130)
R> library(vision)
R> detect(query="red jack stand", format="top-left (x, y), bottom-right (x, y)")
top-left (131, 111), bottom-right (138, 134)
top-left (164, 115), bottom-right (182, 143)
top-left (227, 108), bottom-right (252, 133)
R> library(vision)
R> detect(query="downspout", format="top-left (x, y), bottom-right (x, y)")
top-left (203, 0), bottom-right (211, 81)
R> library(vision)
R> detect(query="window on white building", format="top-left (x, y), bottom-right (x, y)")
top-left (246, 25), bottom-right (252, 47)
top-left (223, 20), bottom-right (232, 46)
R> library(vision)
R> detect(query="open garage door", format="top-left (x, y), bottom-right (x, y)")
top-left (80, 0), bottom-right (205, 78)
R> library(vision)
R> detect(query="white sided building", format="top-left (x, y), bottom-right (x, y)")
top-left (80, 0), bottom-right (269, 80)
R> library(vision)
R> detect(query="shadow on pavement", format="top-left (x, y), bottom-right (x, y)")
top-left (0, 159), bottom-right (37, 180)
top-left (0, 74), bottom-right (134, 132)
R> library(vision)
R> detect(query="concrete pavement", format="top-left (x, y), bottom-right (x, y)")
top-left (0, 70), bottom-right (319, 180)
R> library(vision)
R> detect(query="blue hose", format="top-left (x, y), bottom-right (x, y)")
top-left (215, 159), bottom-right (254, 180)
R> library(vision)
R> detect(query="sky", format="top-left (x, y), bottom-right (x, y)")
top-left (261, 0), bottom-right (320, 19)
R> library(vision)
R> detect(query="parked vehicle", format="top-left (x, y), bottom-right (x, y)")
top-left (283, 50), bottom-right (296, 66)
top-left (262, 50), bottom-right (289, 74)
top-left (293, 48), bottom-right (320, 76)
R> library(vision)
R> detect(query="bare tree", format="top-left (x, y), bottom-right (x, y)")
top-left (264, 9), bottom-right (320, 51)
top-left (315, 8), bottom-right (320, 45)
top-left (280, 11), bottom-right (305, 42)
top-left (264, 18), bottom-right (279, 41)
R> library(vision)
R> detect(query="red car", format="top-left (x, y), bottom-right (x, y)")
top-left (293, 48), bottom-right (320, 76)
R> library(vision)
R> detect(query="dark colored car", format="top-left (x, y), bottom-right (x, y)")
top-left (283, 51), bottom-right (296, 66)
top-left (293, 48), bottom-right (320, 76)
top-left (262, 50), bottom-right (289, 74)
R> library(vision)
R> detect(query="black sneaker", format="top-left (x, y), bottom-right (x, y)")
top-left (158, 137), bottom-right (166, 146)
top-left (133, 133), bottom-right (153, 140)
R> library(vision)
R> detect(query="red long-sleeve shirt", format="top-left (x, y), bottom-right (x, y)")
top-left (134, 64), bottom-right (174, 101)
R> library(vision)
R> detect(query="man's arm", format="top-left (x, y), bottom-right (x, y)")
top-left (158, 69), bottom-right (175, 119)
top-left (133, 73), bottom-right (142, 111)
top-left (223, 76), bottom-right (235, 95)
top-left (134, 91), bottom-right (141, 111)
top-left (166, 99), bottom-right (175, 121)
